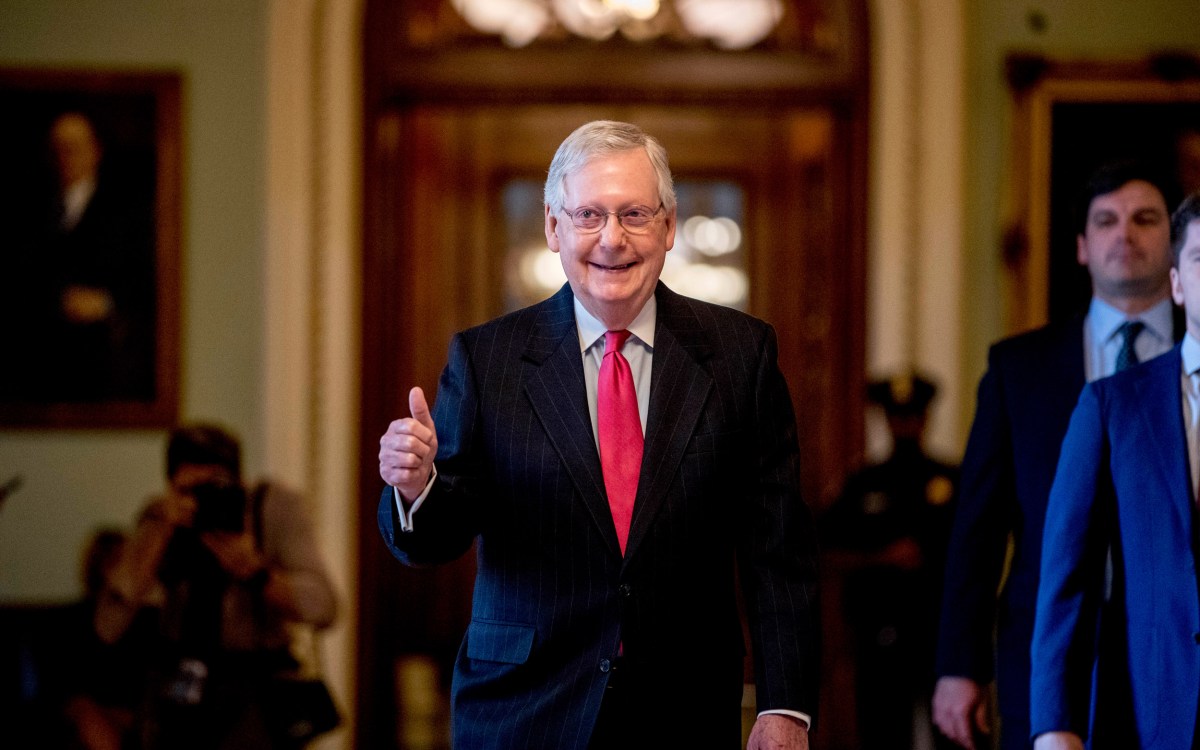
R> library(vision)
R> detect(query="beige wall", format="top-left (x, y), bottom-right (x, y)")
top-left (960, 0), bottom-right (1200, 439)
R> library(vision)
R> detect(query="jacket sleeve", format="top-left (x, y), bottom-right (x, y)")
top-left (935, 352), bottom-right (1017, 683)
top-left (1029, 383), bottom-right (1109, 738)
top-left (378, 331), bottom-right (487, 567)
top-left (738, 324), bottom-right (821, 721)
top-left (261, 482), bottom-right (339, 630)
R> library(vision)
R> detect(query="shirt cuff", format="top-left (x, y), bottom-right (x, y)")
top-left (392, 465), bottom-right (437, 532)
top-left (758, 709), bottom-right (812, 730)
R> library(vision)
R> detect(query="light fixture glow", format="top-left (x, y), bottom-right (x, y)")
top-left (682, 215), bottom-right (742, 257)
top-left (452, 0), bottom-right (781, 49)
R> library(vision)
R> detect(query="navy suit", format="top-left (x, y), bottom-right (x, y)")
top-left (377, 283), bottom-right (820, 749)
top-left (936, 318), bottom-right (1087, 748)
top-left (1031, 345), bottom-right (1200, 749)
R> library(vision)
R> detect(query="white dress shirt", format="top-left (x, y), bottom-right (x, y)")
top-left (1083, 296), bottom-right (1174, 382)
top-left (1181, 333), bottom-right (1200, 501)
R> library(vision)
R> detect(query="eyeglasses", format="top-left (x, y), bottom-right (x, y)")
top-left (560, 203), bottom-right (664, 234)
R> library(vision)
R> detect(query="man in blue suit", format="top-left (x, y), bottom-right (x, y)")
top-left (1030, 192), bottom-right (1200, 749)
top-left (934, 162), bottom-right (1178, 749)
top-left (375, 121), bottom-right (819, 749)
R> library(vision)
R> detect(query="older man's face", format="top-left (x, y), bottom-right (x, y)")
top-left (544, 148), bottom-right (675, 329)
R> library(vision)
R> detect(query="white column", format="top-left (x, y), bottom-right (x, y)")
top-left (265, 2), bottom-right (362, 748)
top-left (867, 0), bottom-right (966, 460)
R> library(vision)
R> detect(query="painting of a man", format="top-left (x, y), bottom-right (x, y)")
top-left (1, 94), bottom-right (160, 411)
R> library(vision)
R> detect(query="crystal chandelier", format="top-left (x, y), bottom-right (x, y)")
top-left (451, 0), bottom-right (785, 50)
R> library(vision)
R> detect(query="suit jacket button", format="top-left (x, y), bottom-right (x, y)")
top-left (599, 659), bottom-right (611, 673)
top-left (1194, 632), bottom-right (1200, 644)
top-left (618, 584), bottom-right (632, 597)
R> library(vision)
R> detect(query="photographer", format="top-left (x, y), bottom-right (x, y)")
top-left (95, 424), bottom-right (337, 750)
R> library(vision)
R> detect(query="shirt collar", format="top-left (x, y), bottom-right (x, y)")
top-left (1087, 295), bottom-right (1174, 345)
top-left (1183, 332), bottom-right (1200, 377)
top-left (574, 295), bottom-right (657, 353)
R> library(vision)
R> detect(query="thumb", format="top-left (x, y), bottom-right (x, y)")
top-left (973, 699), bottom-right (991, 733)
top-left (408, 386), bottom-right (435, 429)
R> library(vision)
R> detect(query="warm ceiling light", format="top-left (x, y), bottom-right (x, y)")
top-left (451, 0), bottom-right (552, 47)
top-left (675, 0), bottom-right (784, 50)
top-left (452, 0), bottom-right (783, 49)
top-left (608, 0), bottom-right (661, 22)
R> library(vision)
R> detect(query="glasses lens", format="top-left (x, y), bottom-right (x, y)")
top-left (565, 204), bottom-right (660, 233)
top-left (619, 206), bottom-right (656, 231)
top-left (571, 208), bottom-right (604, 231)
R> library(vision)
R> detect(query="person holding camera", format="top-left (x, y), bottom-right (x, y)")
top-left (94, 424), bottom-right (338, 750)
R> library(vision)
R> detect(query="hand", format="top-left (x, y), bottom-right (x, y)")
top-left (1033, 731), bottom-right (1085, 750)
top-left (878, 537), bottom-right (923, 570)
top-left (159, 488), bottom-right (198, 528)
top-left (746, 714), bottom-right (809, 750)
top-left (64, 696), bottom-right (131, 750)
top-left (61, 284), bottom-right (114, 323)
top-left (933, 676), bottom-right (990, 749)
top-left (380, 386), bottom-right (439, 502)
top-left (201, 530), bottom-right (266, 580)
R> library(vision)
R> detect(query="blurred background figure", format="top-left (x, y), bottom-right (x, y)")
top-left (822, 373), bottom-right (959, 750)
top-left (0, 527), bottom-right (157, 750)
top-left (94, 423), bottom-right (338, 750)
top-left (59, 528), bottom-right (159, 750)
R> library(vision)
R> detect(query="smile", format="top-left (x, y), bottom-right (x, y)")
top-left (592, 262), bottom-right (636, 271)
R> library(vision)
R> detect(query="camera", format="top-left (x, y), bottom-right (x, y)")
top-left (190, 481), bottom-right (246, 533)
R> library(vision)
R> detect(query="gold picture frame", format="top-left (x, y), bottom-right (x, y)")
top-left (1003, 54), bottom-right (1200, 334)
top-left (0, 68), bottom-right (181, 428)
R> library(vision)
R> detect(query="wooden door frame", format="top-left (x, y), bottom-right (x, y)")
top-left (359, 3), bottom-right (870, 747)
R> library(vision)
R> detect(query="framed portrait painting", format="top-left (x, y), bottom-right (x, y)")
top-left (0, 69), bottom-right (181, 428)
top-left (1003, 54), bottom-right (1200, 334)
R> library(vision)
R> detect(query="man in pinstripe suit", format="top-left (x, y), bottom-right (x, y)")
top-left (377, 121), bottom-right (820, 749)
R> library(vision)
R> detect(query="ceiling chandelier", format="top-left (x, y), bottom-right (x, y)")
top-left (451, 0), bottom-right (786, 50)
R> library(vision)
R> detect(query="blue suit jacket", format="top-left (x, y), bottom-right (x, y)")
top-left (1031, 345), bottom-right (1200, 748)
top-left (936, 317), bottom-right (1087, 747)
top-left (377, 283), bottom-right (820, 749)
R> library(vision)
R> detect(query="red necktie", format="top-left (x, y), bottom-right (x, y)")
top-left (598, 330), bottom-right (643, 554)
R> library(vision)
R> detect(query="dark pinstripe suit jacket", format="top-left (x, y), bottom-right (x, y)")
top-left (378, 282), bottom-right (819, 749)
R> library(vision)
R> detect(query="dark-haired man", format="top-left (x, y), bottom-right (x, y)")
top-left (933, 161), bottom-right (1178, 749)
top-left (96, 423), bottom-right (337, 749)
top-left (1030, 193), bottom-right (1200, 749)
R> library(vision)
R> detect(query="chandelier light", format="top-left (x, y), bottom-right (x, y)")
top-left (451, 0), bottom-right (785, 50)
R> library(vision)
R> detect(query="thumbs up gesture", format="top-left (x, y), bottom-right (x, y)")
top-left (379, 387), bottom-right (439, 501)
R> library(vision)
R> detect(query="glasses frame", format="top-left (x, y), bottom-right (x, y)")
top-left (559, 202), bottom-right (665, 234)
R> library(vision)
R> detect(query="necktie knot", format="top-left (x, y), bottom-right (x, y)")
top-left (1115, 320), bottom-right (1146, 372)
top-left (604, 329), bottom-right (631, 356)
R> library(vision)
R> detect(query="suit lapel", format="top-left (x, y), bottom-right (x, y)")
top-left (1134, 348), bottom-right (1192, 519)
top-left (623, 285), bottom-right (713, 563)
top-left (521, 284), bottom-right (717, 561)
top-left (522, 285), bottom-right (620, 555)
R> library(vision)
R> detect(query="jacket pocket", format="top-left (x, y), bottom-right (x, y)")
top-left (686, 430), bottom-right (737, 455)
top-left (465, 618), bottom-right (536, 665)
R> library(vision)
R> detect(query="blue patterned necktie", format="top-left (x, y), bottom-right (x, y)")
top-left (1115, 320), bottom-right (1145, 373)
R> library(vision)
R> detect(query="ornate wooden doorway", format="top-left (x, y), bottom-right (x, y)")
top-left (360, 3), bottom-right (868, 747)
